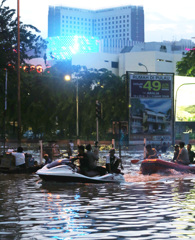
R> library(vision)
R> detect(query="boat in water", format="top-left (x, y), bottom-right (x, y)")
top-left (140, 158), bottom-right (195, 175)
top-left (36, 158), bottom-right (125, 183)
top-left (0, 153), bottom-right (42, 174)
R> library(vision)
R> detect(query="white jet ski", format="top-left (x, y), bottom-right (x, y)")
top-left (36, 158), bottom-right (125, 183)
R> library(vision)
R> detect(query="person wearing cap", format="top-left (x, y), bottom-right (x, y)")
top-left (106, 148), bottom-right (123, 173)
top-left (43, 154), bottom-right (52, 165)
top-left (172, 144), bottom-right (179, 162)
top-left (175, 142), bottom-right (189, 165)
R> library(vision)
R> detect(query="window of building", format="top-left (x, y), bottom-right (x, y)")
top-left (111, 61), bottom-right (118, 68)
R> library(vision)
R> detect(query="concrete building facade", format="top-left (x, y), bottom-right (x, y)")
top-left (48, 5), bottom-right (144, 53)
top-left (72, 45), bottom-right (183, 76)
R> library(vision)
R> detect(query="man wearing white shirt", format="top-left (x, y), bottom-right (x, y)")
top-left (11, 147), bottom-right (26, 168)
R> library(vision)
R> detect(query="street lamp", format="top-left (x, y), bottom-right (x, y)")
top-left (138, 62), bottom-right (148, 72)
top-left (64, 74), bottom-right (79, 139)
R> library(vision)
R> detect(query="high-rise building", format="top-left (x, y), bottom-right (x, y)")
top-left (48, 5), bottom-right (144, 53)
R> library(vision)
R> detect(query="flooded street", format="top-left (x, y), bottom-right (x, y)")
top-left (1, 158), bottom-right (195, 240)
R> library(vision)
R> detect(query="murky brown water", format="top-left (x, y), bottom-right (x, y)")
top-left (1, 162), bottom-right (195, 240)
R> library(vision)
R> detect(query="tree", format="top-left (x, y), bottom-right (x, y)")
top-left (176, 49), bottom-right (195, 76)
top-left (0, 0), bottom-right (47, 139)
top-left (0, 0), bottom-right (47, 69)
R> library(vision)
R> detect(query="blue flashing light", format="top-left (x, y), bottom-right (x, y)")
top-left (47, 36), bottom-right (100, 60)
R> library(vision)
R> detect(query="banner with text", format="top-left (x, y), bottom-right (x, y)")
top-left (127, 72), bottom-right (174, 146)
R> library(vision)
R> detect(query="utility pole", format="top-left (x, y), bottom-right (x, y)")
top-left (96, 100), bottom-right (101, 142)
top-left (17, 0), bottom-right (21, 145)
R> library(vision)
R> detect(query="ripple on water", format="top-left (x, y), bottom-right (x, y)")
top-left (1, 172), bottom-right (195, 239)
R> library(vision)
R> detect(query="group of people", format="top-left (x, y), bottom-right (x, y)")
top-left (172, 142), bottom-right (195, 165)
top-left (70, 144), bottom-right (123, 176)
top-left (43, 141), bottom-right (124, 176)
top-left (144, 142), bottom-right (195, 166)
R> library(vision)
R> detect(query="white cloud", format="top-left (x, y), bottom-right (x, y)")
top-left (4, 0), bottom-right (195, 42)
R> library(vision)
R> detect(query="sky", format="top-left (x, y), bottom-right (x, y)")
top-left (4, 0), bottom-right (195, 43)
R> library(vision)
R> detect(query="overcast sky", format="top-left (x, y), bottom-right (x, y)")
top-left (4, 0), bottom-right (195, 42)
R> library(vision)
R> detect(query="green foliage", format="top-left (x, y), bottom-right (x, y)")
top-left (3, 60), bottom-right (127, 141)
top-left (176, 49), bottom-right (195, 76)
top-left (0, 0), bottom-right (47, 69)
top-left (0, 1), bottom-right (128, 141)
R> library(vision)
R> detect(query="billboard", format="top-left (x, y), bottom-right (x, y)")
top-left (127, 72), bottom-right (174, 145)
top-left (46, 36), bottom-right (100, 60)
top-left (175, 76), bottom-right (195, 122)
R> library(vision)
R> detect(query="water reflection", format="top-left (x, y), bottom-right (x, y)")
top-left (1, 173), bottom-right (195, 239)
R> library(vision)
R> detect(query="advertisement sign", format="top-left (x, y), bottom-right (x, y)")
top-left (175, 76), bottom-right (195, 122)
top-left (127, 72), bottom-right (174, 146)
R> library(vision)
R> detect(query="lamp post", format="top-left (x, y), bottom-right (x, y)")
top-left (17, 0), bottom-right (21, 144)
top-left (64, 74), bottom-right (79, 139)
top-left (138, 62), bottom-right (148, 72)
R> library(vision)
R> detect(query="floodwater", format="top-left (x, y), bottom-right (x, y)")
top-left (1, 155), bottom-right (195, 239)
